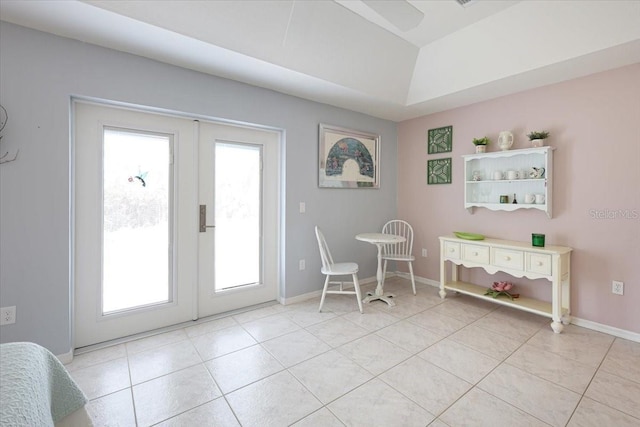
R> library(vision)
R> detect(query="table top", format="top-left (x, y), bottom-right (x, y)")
top-left (356, 233), bottom-right (406, 244)
top-left (439, 235), bottom-right (572, 254)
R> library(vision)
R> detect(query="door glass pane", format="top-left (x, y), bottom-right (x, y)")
top-left (215, 142), bottom-right (261, 290)
top-left (102, 128), bottom-right (172, 314)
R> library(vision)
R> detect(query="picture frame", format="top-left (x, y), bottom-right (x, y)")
top-left (427, 157), bottom-right (452, 185)
top-left (319, 123), bottom-right (380, 188)
top-left (427, 125), bottom-right (453, 154)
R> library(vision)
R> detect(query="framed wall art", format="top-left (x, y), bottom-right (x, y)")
top-left (427, 157), bottom-right (452, 185)
top-left (427, 125), bottom-right (452, 154)
top-left (319, 123), bottom-right (380, 188)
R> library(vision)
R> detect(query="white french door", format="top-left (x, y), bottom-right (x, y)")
top-left (73, 101), bottom-right (279, 348)
top-left (197, 123), bottom-right (280, 318)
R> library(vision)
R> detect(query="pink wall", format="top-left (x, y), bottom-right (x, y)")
top-left (398, 63), bottom-right (640, 334)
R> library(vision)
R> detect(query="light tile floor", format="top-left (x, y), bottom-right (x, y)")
top-left (65, 278), bottom-right (640, 427)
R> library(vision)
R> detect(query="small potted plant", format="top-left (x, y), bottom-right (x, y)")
top-left (526, 130), bottom-right (550, 148)
top-left (472, 137), bottom-right (490, 153)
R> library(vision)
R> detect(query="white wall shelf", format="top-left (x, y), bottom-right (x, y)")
top-left (463, 147), bottom-right (554, 218)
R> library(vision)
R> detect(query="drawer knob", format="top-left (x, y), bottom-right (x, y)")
top-left (449, 248), bottom-right (455, 252)
top-left (537, 261), bottom-right (543, 266)
top-left (505, 256), bottom-right (511, 261)
top-left (473, 252), bottom-right (478, 256)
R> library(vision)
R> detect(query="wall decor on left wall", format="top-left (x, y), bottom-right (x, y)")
top-left (318, 123), bottom-right (380, 188)
top-left (0, 104), bottom-right (19, 164)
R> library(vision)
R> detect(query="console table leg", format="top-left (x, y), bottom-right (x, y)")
top-left (551, 320), bottom-right (564, 333)
top-left (439, 244), bottom-right (447, 299)
top-left (439, 262), bottom-right (460, 299)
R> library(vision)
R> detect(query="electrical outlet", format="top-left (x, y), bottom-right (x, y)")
top-left (299, 259), bottom-right (305, 270)
top-left (612, 280), bottom-right (624, 295)
top-left (421, 248), bottom-right (428, 257)
top-left (0, 306), bottom-right (16, 326)
top-left (299, 202), bottom-right (306, 213)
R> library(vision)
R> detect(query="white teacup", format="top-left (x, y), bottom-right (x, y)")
top-left (524, 193), bottom-right (536, 204)
top-left (530, 167), bottom-right (546, 179)
top-left (535, 194), bottom-right (545, 204)
top-left (506, 170), bottom-right (519, 180)
top-left (493, 171), bottom-right (503, 180)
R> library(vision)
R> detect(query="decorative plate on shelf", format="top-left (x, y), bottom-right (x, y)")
top-left (454, 231), bottom-right (485, 240)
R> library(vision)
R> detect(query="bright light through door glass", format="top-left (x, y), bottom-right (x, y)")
top-left (102, 128), bottom-right (172, 314)
top-left (215, 142), bottom-right (261, 290)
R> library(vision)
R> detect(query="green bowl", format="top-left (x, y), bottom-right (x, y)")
top-left (454, 231), bottom-right (485, 240)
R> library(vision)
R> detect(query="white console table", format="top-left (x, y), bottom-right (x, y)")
top-left (439, 236), bottom-right (572, 333)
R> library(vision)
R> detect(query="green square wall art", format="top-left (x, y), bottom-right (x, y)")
top-left (427, 158), bottom-right (452, 185)
top-left (427, 125), bottom-right (452, 154)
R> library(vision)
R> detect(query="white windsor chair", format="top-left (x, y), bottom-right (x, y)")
top-left (381, 220), bottom-right (416, 295)
top-left (315, 226), bottom-right (363, 314)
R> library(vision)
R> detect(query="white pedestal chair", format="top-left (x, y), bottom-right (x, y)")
top-left (315, 226), bottom-right (363, 314)
top-left (381, 220), bottom-right (416, 295)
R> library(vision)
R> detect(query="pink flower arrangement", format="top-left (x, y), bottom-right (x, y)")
top-left (492, 281), bottom-right (513, 292)
top-left (484, 281), bottom-right (519, 300)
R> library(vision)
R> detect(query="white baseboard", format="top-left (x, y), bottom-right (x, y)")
top-left (56, 349), bottom-right (74, 364)
top-left (395, 271), bottom-right (440, 288)
top-left (571, 317), bottom-right (640, 343)
top-left (282, 272), bottom-right (433, 306)
top-left (279, 275), bottom-right (379, 306)
top-left (279, 290), bottom-right (321, 305)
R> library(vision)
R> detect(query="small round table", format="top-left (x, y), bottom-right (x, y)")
top-left (355, 233), bottom-right (406, 306)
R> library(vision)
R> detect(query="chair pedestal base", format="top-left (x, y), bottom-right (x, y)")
top-left (363, 291), bottom-right (396, 307)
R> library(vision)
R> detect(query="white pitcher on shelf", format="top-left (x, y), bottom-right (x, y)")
top-left (498, 131), bottom-right (513, 151)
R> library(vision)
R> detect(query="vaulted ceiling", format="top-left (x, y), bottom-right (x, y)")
top-left (1, 0), bottom-right (639, 121)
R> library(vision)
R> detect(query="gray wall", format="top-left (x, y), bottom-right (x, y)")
top-left (0, 22), bottom-right (398, 355)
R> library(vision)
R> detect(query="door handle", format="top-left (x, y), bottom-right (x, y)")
top-left (199, 205), bottom-right (215, 232)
